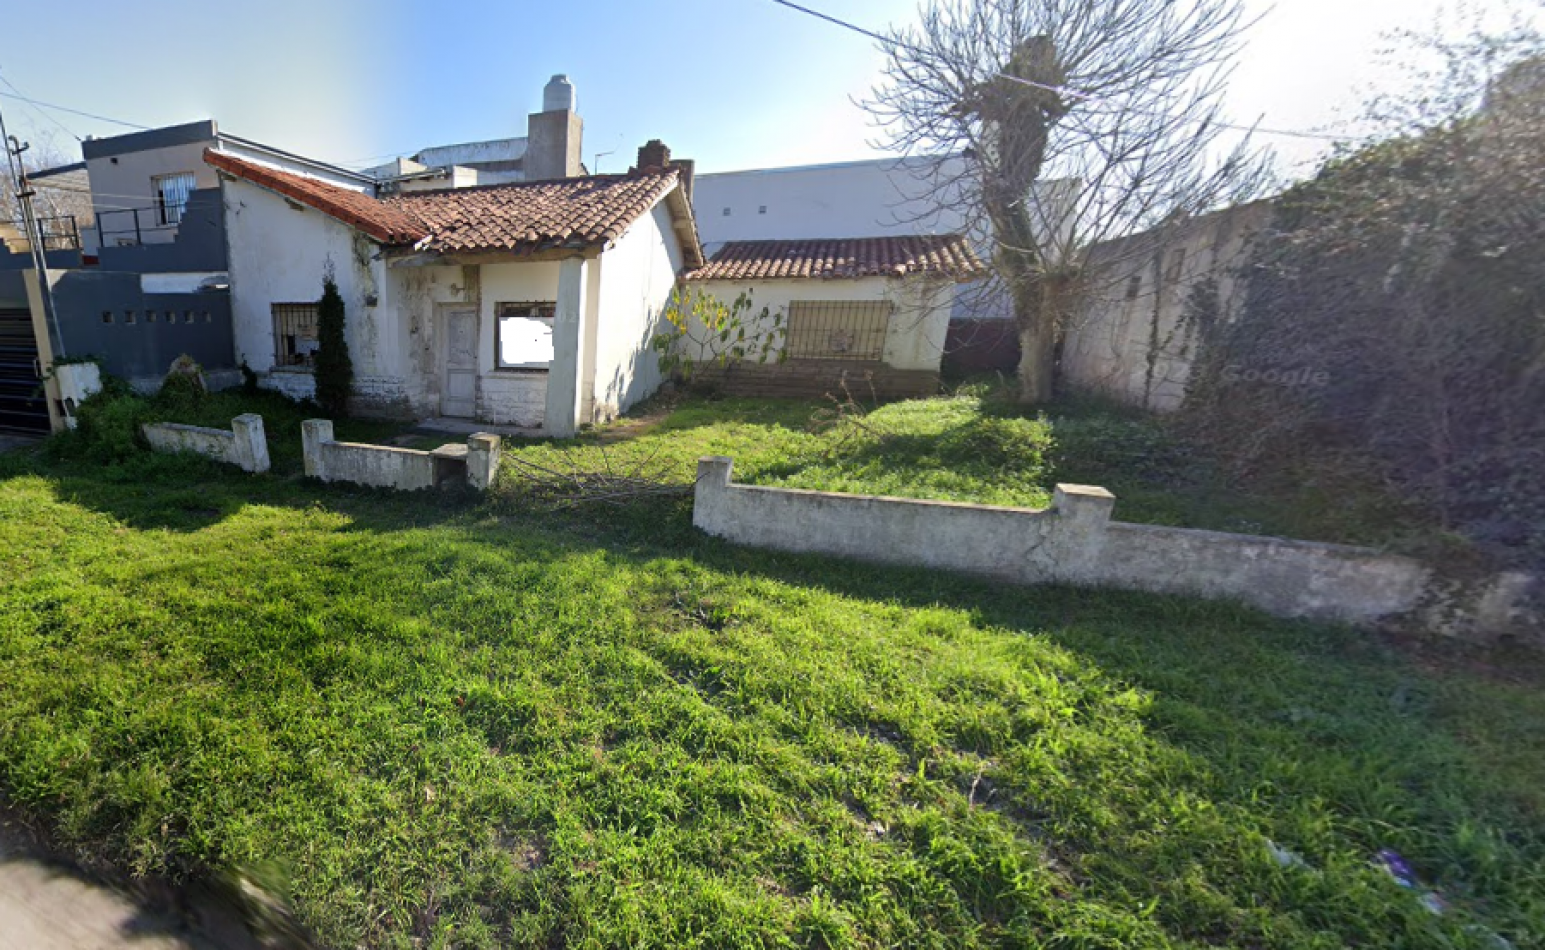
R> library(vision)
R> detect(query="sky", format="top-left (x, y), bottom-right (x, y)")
top-left (0, 0), bottom-right (1537, 181)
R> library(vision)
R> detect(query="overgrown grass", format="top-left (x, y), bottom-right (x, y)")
top-left (0, 388), bottom-right (1535, 948)
top-left (494, 383), bottom-right (1439, 549)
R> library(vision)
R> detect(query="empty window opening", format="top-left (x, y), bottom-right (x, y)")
top-left (1125, 275), bottom-right (1142, 300)
top-left (272, 303), bottom-right (320, 367)
top-left (152, 171), bottom-right (197, 226)
top-left (183, 311), bottom-right (195, 324)
top-left (101, 311), bottom-right (113, 324)
top-left (124, 310), bottom-right (137, 325)
top-left (758, 205), bottom-right (767, 215)
top-left (496, 301), bottom-right (557, 369)
top-left (786, 300), bottom-right (892, 361)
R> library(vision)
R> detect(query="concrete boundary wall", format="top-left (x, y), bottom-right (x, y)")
top-left (142, 414), bottom-right (270, 473)
top-left (302, 419), bottom-right (501, 491)
top-left (693, 456), bottom-right (1539, 642)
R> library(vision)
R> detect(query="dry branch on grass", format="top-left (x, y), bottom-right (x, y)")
top-left (501, 444), bottom-right (693, 508)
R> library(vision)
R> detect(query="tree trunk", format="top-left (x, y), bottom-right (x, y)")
top-left (1015, 311), bottom-right (1056, 404)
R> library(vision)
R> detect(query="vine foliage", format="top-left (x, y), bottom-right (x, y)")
top-left (651, 286), bottom-right (786, 383)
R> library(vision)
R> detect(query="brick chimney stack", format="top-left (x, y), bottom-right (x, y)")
top-left (634, 140), bottom-right (671, 172)
top-left (630, 139), bottom-right (694, 202)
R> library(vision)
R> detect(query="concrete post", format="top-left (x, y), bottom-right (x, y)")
top-left (301, 419), bottom-right (334, 480)
top-left (230, 414), bottom-right (270, 474)
top-left (466, 433), bottom-right (502, 490)
top-left (692, 456), bottom-right (734, 532)
top-left (544, 256), bottom-right (590, 438)
top-left (1050, 483), bottom-right (1116, 581)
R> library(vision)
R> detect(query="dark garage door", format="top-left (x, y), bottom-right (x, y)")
top-left (0, 308), bottom-right (49, 433)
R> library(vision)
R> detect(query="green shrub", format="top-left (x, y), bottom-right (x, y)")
top-left (56, 377), bottom-right (154, 464)
top-left (314, 275), bottom-right (352, 418)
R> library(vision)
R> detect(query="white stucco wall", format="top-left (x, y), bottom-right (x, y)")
top-left (477, 262), bottom-right (564, 426)
top-left (688, 276), bottom-right (954, 373)
top-left (589, 198), bottom-right (683, 421)
top-left (223, 176), bottom-right (405, 413)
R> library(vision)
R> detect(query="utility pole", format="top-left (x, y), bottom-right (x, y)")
top-left (0, 99), bottom-right (66, 359)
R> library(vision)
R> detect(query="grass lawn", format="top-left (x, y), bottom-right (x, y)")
top-left (0, 389), bottom-right (1539, 948)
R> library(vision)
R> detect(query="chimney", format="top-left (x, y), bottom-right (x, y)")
top-left (630, 140), bottom-right (694, 202)
top-left (525, 74), bottom-right (583, 180)
top-left (635, 139), bottom-right (670, 171)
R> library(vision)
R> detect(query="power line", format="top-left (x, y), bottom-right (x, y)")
top-left (0, 90), bottom-right (150, 132)
top-left (0, 68), bottom-right (82, 142)
top-left (764, 0), bottom-right (1351, 143)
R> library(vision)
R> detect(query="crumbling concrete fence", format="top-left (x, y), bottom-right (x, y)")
top-left (302, 420), bottom-right (501, 491)
top-left (693, 456), bottom-right (1538, 644)
top-left (142, 414), bottom-right (271, 473)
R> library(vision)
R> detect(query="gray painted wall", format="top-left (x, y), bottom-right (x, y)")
top-left (50, 270), bottom-right (234, 380)
top-left (0, 247), bottom-right (83, 271)
top-left (94, 188), bottom-right (228, 273)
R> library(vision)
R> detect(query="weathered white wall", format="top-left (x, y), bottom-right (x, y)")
top-left (302, 419), bottom-right (501, 491)
top-left (142, 414), bottom-right (270, 472)
top-left (223, 176), bottom-right (409, 413)
top-left (694, 457), bottom-right (1541, 642)
top-left (1062, 201), bottom-right (1273, 412)
top-left (687, 276), bottom-right (954, 373)
top-left (590, 199), bottom-right (682, 421)
top-left (478, 261), bottom-right (563, 425)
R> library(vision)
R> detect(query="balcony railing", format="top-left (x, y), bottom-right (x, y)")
top-left (87, 205), bottom-right (183, 249)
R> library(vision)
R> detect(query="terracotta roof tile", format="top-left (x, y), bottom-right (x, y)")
top-left (384, 173), bottom-right (683, 257)
top-left (205, 150), bottom-right (699, 263)
top-left (687, 235), bottom-right (986, 282)
top-left (205, 149), bottom-right (428, 245)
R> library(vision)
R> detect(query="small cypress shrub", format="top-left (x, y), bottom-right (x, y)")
top-left (313, 275), bottom-right (352, 418)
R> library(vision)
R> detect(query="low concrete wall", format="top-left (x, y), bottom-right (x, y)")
top-left (302, 419), bottom-right (501, 491)
top-left (142, 414), bottom-right (270, 473)
top-left (693, 457), bottom-right (1539, 642)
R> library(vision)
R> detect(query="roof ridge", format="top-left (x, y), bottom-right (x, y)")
top-left (384, 169), bottom-right (677, 201)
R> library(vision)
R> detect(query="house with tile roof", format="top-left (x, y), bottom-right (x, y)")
top-left (681, 234), bottom-right (985, 399)
top-left (208, 141), bottom-right (702, 436)
top-left (687, 154), bottom-right (1073, 394)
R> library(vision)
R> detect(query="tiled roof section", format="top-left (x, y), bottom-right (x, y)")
top-left (688, 235), bottom-right (986, 281)
top-left (204, 149), bottom-right (429, 245)
top-left (381, 172), bottom-right (682, 255)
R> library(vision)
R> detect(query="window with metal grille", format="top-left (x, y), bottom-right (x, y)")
top-left (152, 171), bottom-right (196, 226)
top-left (785, 300), bottom-right (891, 361)
top-left (496, 301), bottom-right (557, 369)
top-left (272, 303), bottom-right (320, 367)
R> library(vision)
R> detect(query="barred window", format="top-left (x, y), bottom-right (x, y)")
top-left (785, 300), bottom-right (891, 361)
top-left (272, 303), bottom-right (319, 367)
top-left (496, 301), bottom-right (556, 369)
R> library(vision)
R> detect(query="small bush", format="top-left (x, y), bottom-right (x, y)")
top-left (314, 275), bottom-right (352, 418)
top-left (52, 377), bottom-right (154, 464)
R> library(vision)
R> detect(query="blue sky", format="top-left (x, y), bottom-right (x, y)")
top-left (0, 0), bottom-right (1536, 178)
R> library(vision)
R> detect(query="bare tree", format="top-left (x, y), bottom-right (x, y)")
top-left (865, 0), bottom-right (1270, 403)
top-left (0, 132), bottom-right (91, 248)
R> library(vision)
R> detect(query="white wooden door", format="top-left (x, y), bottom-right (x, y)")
top-left (441, 310), bottom-right (477, 418)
